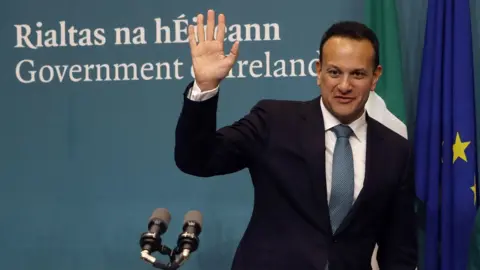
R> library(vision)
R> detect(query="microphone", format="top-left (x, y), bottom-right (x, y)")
top-left (174, 210), bottom-right (203, 263)
top-left (139, 209), bottom-right (203, 270)
top-left (140, 208), bottom-right (172, 262)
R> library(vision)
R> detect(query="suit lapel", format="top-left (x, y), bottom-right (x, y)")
top-left (334, 114), bottom-right (385, 235)
top-left (299, 96), bottom-right (333, 235)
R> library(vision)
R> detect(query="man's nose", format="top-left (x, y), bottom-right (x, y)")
top-left (337, 76), bottom-right (352, 93)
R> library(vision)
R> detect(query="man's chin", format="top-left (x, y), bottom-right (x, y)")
top-left (331, 109), bottom-right (361, 124)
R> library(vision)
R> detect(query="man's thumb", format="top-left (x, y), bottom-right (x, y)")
top-left (226, 41), bottom-right (240, 62)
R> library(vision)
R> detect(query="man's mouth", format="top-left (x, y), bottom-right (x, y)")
top-left (334, 96), bottom-right (355, 104)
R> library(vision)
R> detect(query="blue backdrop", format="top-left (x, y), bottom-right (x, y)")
top-left (1, 0), bottom-right (480, 269)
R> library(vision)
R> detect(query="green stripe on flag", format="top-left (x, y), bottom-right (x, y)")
top-left (364, 0), bottom-right (407, 124)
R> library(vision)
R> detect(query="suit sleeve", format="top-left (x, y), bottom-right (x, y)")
top-left (174, 81), bottom-right (269, 177)
top-left (377, 145), bottom-right (418, 269)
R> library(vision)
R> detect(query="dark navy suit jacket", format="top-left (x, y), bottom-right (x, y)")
top-left (174, 81), bottom-right (417, 270)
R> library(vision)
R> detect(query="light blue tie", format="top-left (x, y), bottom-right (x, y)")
top-left (329, 124), bottom-right (354, 233)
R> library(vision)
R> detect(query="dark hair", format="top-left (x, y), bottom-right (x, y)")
top-left (319, 21), bottom-right (379, 68)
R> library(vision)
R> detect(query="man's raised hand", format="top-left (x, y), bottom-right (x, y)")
top-left (188, 10), bottom-right (240, 91)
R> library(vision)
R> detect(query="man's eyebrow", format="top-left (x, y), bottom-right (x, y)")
top-left (351, 68), bottom-right (368, 73)
top-left (326, 65), bottom-right (368, 73)
top-left (326, 64), bottom-right (340, 69)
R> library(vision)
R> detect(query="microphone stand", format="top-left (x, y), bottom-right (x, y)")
top-left (139, 232), bottom-right (191, 269)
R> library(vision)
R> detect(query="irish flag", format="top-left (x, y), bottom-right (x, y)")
top-left (363, 1), bottom-right (411, 269)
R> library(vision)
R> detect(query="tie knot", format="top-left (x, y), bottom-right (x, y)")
top-left (332, 124), bottom-right (353, 138)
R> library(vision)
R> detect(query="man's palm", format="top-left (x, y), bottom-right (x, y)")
top-left (188, 10), bottom-right (240, 90)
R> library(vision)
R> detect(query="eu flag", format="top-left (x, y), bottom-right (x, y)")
top-left (414, 0), bottom-right (478, 269)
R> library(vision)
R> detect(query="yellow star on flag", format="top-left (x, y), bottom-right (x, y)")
top-left (452, 132), bottom-right (470, 163)
top-left (472, 175), bottom-right (477, 206)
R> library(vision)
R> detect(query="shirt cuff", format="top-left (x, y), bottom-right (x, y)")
top-left (186, 81), bottom-right (219, 101)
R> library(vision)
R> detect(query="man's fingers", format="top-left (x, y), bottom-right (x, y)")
top-left (187, 25), bottom-right (197, 51)
top-left (197, 14), bottom-right (205, 42)
top-left (216, 13), bottom-right (226, 43)
top-left (206, 9), bottom-right (215, 41)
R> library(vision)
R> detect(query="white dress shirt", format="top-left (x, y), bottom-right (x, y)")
top-left (320, 98), bottom-right (367, 203)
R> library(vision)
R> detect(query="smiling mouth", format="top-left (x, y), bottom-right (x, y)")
top-left (334, 96), bottom-right (354, 103)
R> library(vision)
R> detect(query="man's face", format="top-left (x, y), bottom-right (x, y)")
top-left (316, 36), bottom-right (382, 124)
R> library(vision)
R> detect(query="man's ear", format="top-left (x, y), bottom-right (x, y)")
top-left (370, 65), bottom-right (383, 92)
top-left (316, 60), bottom-right (322, 87)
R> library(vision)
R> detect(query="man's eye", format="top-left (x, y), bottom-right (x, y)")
top-left (328, 70), bottom-right (339, 76)
top-left (353, 72), bottom-right (366, 78)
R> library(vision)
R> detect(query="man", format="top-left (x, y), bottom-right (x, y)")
top-left (174, 9), bottom-right (417, 270)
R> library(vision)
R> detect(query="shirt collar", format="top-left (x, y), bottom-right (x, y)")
top-left (320, 97), bottom-right (367, 142)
